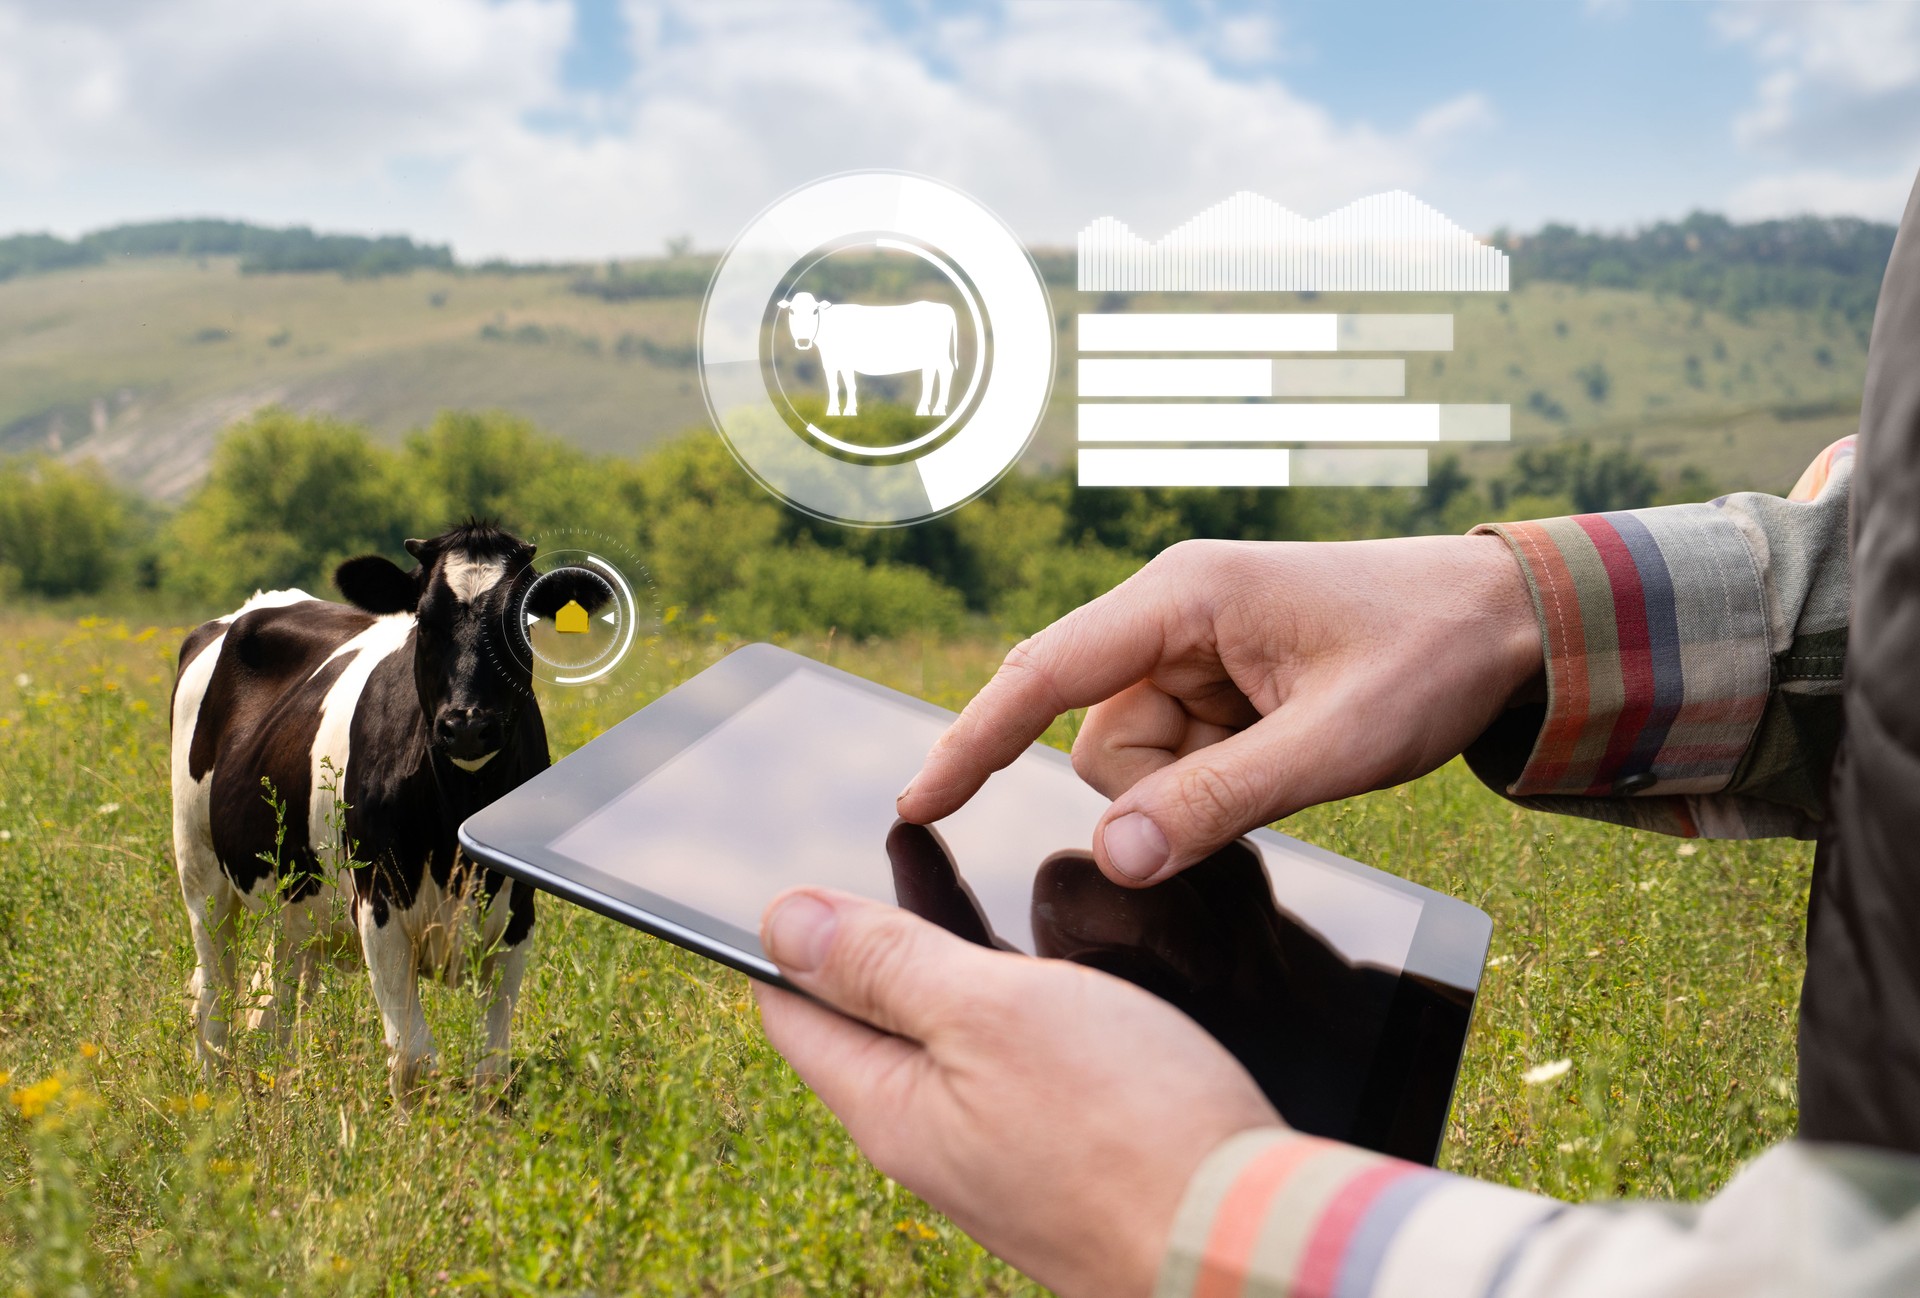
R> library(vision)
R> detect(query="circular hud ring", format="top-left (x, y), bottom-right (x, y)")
top-left (492, 531), bottom-right (658, 707)
top-left (699, 170), bottom-right (1055, 527)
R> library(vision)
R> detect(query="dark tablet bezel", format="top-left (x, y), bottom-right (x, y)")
top-left (458, 641), bottom-right (1491, 1163)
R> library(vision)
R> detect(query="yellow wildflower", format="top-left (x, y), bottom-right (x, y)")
top-left (79, 1042), bottom-right (98, 1060)
top-left (10, 1076), bottom-right (62, 1118)
top-left (0, 1070), bottom-right (9, 1088)
top-left (191, 1091), bottom-right (211, 1112)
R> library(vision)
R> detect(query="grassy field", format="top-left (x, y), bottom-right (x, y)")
top-left (0, 609), bottom-right (1813, 1294)
top-left (0, 256), bottom-right (1865, 502)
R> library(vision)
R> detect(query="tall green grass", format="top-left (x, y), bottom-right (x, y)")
top-left (1, 614), bottom-right (1810, 1293)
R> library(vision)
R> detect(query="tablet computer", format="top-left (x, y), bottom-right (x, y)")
top-left (459, 641), bottom-right (1491, 1163)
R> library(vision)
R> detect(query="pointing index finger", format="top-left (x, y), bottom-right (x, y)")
top-left (896, 579), bottom-right (1170, 823)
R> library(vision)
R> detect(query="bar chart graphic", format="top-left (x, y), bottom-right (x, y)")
top-left (1074, 192), bottom-right (1510, 489)
top-left (1077, 190), bottom-right (1509, 293)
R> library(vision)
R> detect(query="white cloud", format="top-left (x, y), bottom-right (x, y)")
top-left (1715, 0), bottom-right (1920, 219)
top-left (0, 0), bottom-right (1496, 260)
top-left (0, 0), bottom-right (569, 180)
top-left (1722, 2), bottom-right (1920, 157)
top-left (1412, 92), bottom-right (1497, 145)
top-left (1725, 167), bottom-right (1916, 223)
top-left (449, 0), bottom-right (1494, 259)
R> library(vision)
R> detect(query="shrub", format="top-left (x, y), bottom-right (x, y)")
top-left (993, 544), bottom-right (1141, 634)
top-left (718, 545), bottom-right (965, 640)
top-left (0, 458), bottom-right (130, 596)
top-left (165, 409), bottom-right (415, 603)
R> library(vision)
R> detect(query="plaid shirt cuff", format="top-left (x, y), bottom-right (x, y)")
top-left (1155, 1129), bottom-right (1558, 1298)
top-left (1469, 505), bottom-right (1772, 805)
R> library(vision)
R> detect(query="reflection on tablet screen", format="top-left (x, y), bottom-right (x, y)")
top-left (548, 663), bottom-right (1432, 1132)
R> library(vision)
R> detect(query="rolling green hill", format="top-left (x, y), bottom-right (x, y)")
top-left (0, 251), bottom-right (1868, 502)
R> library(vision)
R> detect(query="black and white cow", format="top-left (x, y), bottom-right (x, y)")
top-left (169, 522), bottom-right (603, 1101)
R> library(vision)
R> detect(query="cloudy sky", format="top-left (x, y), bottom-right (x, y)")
top-left (1, 0), bottom-right (1916, 260)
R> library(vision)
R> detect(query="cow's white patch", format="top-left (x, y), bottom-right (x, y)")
top-left (170, 629), bottom-right (229, 873)
top-left (309, 614), bottom-right (417, 866)
top-left (441, 555), bottom-right (507, 604)
top-left (172, 589), bottom-right (322, 902)
top-left (449, 751), bottom-right (497, 772)
top-left (237, 587), bottom-right (319, 614)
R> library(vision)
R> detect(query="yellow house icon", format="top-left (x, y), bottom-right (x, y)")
top-left (553, 599), bottom-right (591, 634)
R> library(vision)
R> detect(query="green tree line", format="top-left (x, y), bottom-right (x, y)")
top-left (1499, 212), bottom-right (1896, 328)
top-left (0, 220), bottom-right (453, 282)
top-left (0, 410), bottom-right (1714, 638)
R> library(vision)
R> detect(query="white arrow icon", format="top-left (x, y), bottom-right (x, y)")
top-left (524, 611), bottom-right (539, 627)
top-left (601, 610), bottom-right (617, 624)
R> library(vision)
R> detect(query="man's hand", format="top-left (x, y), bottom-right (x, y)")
top-left (753, 888), bottom-right (1283, 1298)
top-left (897, 535), bottom-right (1542, 886)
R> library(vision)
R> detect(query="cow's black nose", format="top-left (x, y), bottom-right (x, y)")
top-left (436, 708), bottom-right (499, 756)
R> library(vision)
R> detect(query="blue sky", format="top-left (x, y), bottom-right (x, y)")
top-left (1, 0), bottom-right (1914, 259)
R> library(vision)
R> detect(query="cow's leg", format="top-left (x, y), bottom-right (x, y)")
top-left (358, 900), bottom-right (435, 1104)
top-left (843, 370), bottom-right (858, 417)
top-left (181, 879), bottom-right (240, 1071)
top-left (475, 938), bottom-right (529, 1103)
top-left (916, 368), bottom-right (933, 416)
top-left (825, 365), bottom-right (842, 417)
top-left (472, 878), bottom-right (532, 1106)
top-left (933, 360), bottom-right (952, 416)
top-left (247, 896), bottom-right (321, 1051)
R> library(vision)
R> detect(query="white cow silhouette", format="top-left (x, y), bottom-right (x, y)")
top-left (776, 292), bottom-right (958, 417)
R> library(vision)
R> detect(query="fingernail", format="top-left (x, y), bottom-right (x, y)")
top-left (765, 894), bottom-right (839, 973)
top-left (896, 779), bottom-right (915, 804)
top-left (1103, 812), bottom-right (1169, 881)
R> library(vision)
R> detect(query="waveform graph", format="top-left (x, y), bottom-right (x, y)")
top-left (1076, 191), bottom-right (1509, 294)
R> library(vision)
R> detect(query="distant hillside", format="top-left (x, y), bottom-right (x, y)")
top-left (0, 219), bottom-right (453, 282)
top-left (0, 209), bottom-right (1888, 504)
top-left (1499, 212), bottom-right (1896, 328)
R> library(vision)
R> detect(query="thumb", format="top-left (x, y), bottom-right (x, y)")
top-left (1093, 701), bottom-right (1364, 887)
top-left (760, 887), bottom-right (1005, 1041)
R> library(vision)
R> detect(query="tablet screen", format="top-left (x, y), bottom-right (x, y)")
top-left (544, 657), bottom-right (1440, 1141)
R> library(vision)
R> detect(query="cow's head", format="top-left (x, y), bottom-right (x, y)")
top-left (334, 522), bottom-right (609, 773)
top-left (775, 291), bottom-right (831, 350)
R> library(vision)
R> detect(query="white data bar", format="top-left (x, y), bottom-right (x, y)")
top-left (1078, 358), bottom-right (1269, 397)
top-left (1077, 314), bottom-right (1453, 352)
top-left (1077, 403), bottom-right (1509, 443)
top-left (1078, 448), bottom-right (1430, 488)
top-left (1077, 358), bottom-right (1406, 399)
top-left (1081, 313), bottom-right (1335, 351)
top-left (1080, 448), bottom-right (1293, 487)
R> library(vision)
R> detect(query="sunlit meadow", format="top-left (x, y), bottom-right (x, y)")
top-left (1, 613), bottom-right (1810, 1294)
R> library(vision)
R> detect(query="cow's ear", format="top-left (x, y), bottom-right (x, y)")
top-left (403, 538), bottom-right (432, 563)
top-left (525, 565), bottom-right (613, 619)
top-left (335, 555), bottom-right (421, 615)
top-left (776, 298), bottom-right (791, 310)
top-left (818, 299), bottom-right (832, 310)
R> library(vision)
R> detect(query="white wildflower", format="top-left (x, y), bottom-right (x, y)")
top-left (1676, 841), bottom-right (1699, 857)
top-left (12, 674), bottom-right (28, 688)
top-left (0, 830), bottom-right (10, 841)
top-left (96, 802), bottom-right (121, 816)
top-left (1522, 1058), bottom-right (1573, 1086)
top-left (1486, 954), bottom-right (1511, 968)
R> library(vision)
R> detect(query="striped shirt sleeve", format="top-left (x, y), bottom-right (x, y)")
top-left (1158, 1131), bottom-right (1920, 1298)
top-left (1155, 1129), bottom-right (1561, 1298)
top-left (1464, 437), bottom-right (1853, 840)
